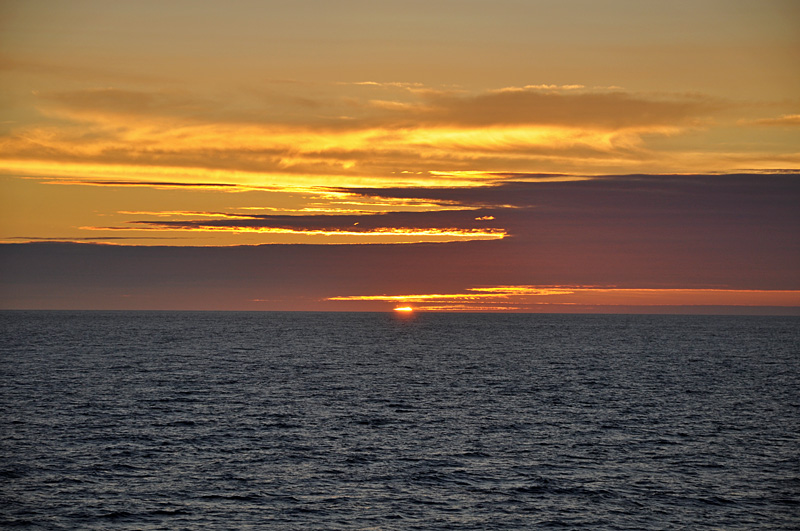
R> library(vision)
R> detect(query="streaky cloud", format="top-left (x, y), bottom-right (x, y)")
top-left (0, 84), bottom-right (749, 187)
top-left (53, 180), bottom-right (239, 188)
top-left (327, 285), bottom-right (800, 311)
top-left (749, 114), bottom-right (800, 127)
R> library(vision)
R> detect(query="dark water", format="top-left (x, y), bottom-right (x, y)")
top-left (1, 311), bottom-right (798, 529)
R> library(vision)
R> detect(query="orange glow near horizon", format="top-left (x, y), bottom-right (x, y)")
top-left (328, 286), bottom-right (800, 311)
top-left (393, 306), bottom-right (414, 313)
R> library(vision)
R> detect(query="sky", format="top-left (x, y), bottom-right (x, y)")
top-left (1, 0), bottom-right (798, 312)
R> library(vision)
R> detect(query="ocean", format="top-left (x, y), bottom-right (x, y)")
top-left (1, 311), bottom-right (798, 529)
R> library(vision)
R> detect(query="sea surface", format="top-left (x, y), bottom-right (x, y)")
top-left (1, 311), bottom-right (798, 529)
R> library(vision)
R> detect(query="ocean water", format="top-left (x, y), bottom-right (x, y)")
top-left (1, 311), bottom-right (798, 530)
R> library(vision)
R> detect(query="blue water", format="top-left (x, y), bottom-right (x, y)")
top-left (1, 311), bottom-right (798, 529)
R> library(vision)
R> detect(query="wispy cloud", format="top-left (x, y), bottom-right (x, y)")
top-left (7, 236), bottom-right (184, 241)
top-left (46, 180), bottom-right (241, 190)
top-left (749, 114), bottom-right (800, 127)
top-left (80, 210), bottom-right (508, 244)
top-left (411, 89), bottom-right (722, 128)
top-left (82, 224), bottom-right (506, 244)
top-left (0, 84), bottom-right (741, 189)
top-left (491, 84), bottom-right (587, 92)
top-left (327, 285), bottom-right (800, 311)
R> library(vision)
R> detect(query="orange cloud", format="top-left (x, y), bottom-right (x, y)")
top-left (750, 114), bottom-right (800, 127)
top-left (0, 85), bottom-right (743, 191)
top-left (414, 89), bottom-right (722, 129)
top-left (327, 286), bottom-right (800, 310)
top-left (79, 224), bottom-right (506, 244)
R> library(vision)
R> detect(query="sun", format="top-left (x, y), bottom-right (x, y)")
top-left (394, 306), bottom-right (414, 313)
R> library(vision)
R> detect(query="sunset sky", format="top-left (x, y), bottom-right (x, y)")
top-left (1, 0), bottom-right (798, 312)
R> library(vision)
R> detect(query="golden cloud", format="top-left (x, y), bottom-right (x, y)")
top-left (0, 85), bottom-right (738, 189)
top-left (750, 114), bottom-right (800, 127)
top-left (80, 224), bottom-right (507, 244)
top-left (327, 285), bottom-right (800, 310)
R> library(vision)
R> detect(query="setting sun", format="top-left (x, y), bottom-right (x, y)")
top-left (393, 306), bottom-right (414, 313)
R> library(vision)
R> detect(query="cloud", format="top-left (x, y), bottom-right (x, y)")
top-left (4, 82), bottom-right (794, 192)
top-left (0, 55), bottom-right (168, 84)
top-left (0, 84), bottom-right (737, 189)
top-left (346, 81), bottom-right (426, 90)
top-left (41, 88), bottom-right (210, 117)
top-left (7, 236), bottom-right (183, 241)
top-left (322, 174), bottom-right (800, 266)
top-left (82, 209), bottom-right (508, 243)
top-left (1, 173), bottom-right (797, 306)
top-left (749, 114), bottom-right (800, 127)
top-left (412, 89), bottom-right (723, 129)
top-left (326, 285), bottom-right (800, 311)
top-left (22, 173), bottom-right (794, 253)
top-left (492, 84), bottom-right (586, 92)
top-left (82, 224), bottom-right (506, 244)
top-left (3, 230), bottom-right (798, 311)
top-left (33, 85), bottom-right (724, 132)
top-left (126, 209), bottom-right (502, 230)
top-left (48, 180), bottom-right (241, 189)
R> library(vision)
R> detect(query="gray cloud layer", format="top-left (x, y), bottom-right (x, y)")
top-left (2, 173), bottom-right (797, 310)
